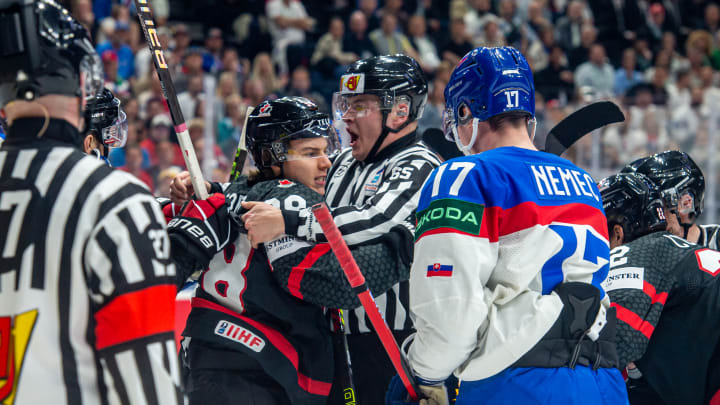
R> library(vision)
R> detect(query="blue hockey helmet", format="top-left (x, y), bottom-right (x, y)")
top-left (443, 47), bottom-right (535, 154)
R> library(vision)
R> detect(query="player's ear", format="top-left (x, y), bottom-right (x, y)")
top-left (610, 224), bottom-right (625, 247)
top-left (83, 134), bottom-right (95, 155)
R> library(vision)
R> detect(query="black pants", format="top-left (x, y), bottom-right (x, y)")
top-left (626, 375), bottom-right (666, 405)
top-left (338, 330), bottom-right (414, 405)
top-left (186, 367), bottom-right (291, 405)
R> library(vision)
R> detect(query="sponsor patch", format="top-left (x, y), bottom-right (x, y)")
top-left (415, 198), bottom-right (483, 240)
top-left (265, 235), bottom-right (313, 262)
top-left (602, 266), bottom-right (644, 292)
top-left (365, 168), bottom-right (384, 191)
top-left (427, 263), bottom-right (453, 277)
top-left (215, 320), bottom-right (265, 352)
top-left (278, 179), bottom-right (295, 188)
top-left (340, 74), bottom-right (365, 94)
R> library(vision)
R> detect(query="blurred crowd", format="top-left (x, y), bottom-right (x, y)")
top-left (64, 0), bottom-right (720, 217)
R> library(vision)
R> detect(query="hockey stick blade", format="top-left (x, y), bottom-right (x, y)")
top-left (230, 106), bottom-right (255, 181)
top-left (311, 203), bottom-right (423, 402)
top-left (543, 101), bottom-right (625, 156)
top-left (134, 0), bottom-right (207, 199)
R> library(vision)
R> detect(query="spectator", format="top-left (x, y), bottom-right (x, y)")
top-left (96, 20), bottom-right (135, 81)
top-left (701, 3), bottom-right (720, 32)
top-left (497, 0), bottom-right (523, 48)
top-left (668, 69), bottom-right (693, 111)
top-left (188, 118), bottom-right (229, 172)
top-left (169, 23), bottom-right (191, 70)
top-left (476, 16), bottom-right (507, 49)
top-left (242, 77), bottom-right (269, 107)
top-left (266, 0), bottom-right (315, 75)
top-left (407, 14), bottom-right (441, 74)
top-left (141, 114), bottom-right (184, 168)
top-left (174, 47), bottom-right (208, 94)
top-left (524, 22), bottom-right (552, 71)
top-left (311, 16), bottom-right (358, 79)
top-left (101, 49), bottom-right (131, 97)
top-left (648, 66), bottom-right (670, 106)
top-left (588, 0), bottom-right (647, 65)
top-left (150, 140), bottom-right (183, 181)
top-left (439, 18), bottom-right (473, 66)
top-left (646, 4), bottom-right (670, 50)
top-left (534, 45), bottom-right (574, 103)
top-left (463, 0), bottom-right (494, 42)
top-left (178, 74), bottom-right (205, 121)
top-left (369, 13), bottom-right (419, 58)
top-left (574, 43), bottom-right (615, 98)
top-left (376, 0), bottom-right (409, 28)
top-left (358, 0), bottom-right (381, 31)
top-left (286, 65), bottom-right (329, 112)
top-left (417, 78), bottom-right (445, 135)
top-left (203, 27), bottom-right (224, 73)
top-left (135, 26), bottom-right (171, 84)
top-left (250, 52), bottom-right (286, 95)
top-left (555, 1), bottom-right (587, 52)
top-left (155, 167), bottom-right (182, 199)
top-left (632, 37), bottom-right (654, 72)
top-left (217, 93), bottom-right (247, 157)
top-left (71, 0), bottom-right (95, 38)
top-left (120, 143), bottom-right (155, 192)
top-left (567, 24), bottom-right (596, 69)
top-left (343, 10), bottom-right (377, 60)
top-left (614, 48), bottom-right (645, 96)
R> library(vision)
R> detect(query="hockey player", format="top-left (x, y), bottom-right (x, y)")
top-left (599, 171), bottom-right (720, 404)
top-left (385, 47), bottom-right (628, 405)
top-left (82, 88), bottom-right (127, 164)
top-left (240, 55), bottom-right (441, 404)
top-left (0, 1), bottom-right (182, 404)
top-left (167, 96), bottom-right (411, 404)
top-left (622, 150), bottom-right (720, 249)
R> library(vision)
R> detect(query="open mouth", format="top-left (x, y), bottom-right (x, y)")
top-left (315, 176), bottom-right (326, 187)
top-left (348, 130), bottom-right (359, 146)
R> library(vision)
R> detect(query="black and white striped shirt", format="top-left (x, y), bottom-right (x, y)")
top-left (297, 134), bottom-right (441, 333)
top-left (698, 224), bottom-right (720, 250)
top-left (0, 122), bottom-right (182, 405)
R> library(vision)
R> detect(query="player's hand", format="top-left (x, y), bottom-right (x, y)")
top-left (170, 171), bottom-right (211, 206)
top-left (241, 201), bottom-right (285, 248)
top-left (385, 375), bottom-right (448, 405)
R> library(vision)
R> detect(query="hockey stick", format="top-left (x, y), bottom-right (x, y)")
top-left (312, 203), bottom-right (422, 401)
top-left (541, 101), bottom-right (625, 156)
top-left (134, 0), bottom-right (208, 199)
top-left (331, 309), bottom-right (357, 405)
top-left (230, 106), bottom-right (255, 181)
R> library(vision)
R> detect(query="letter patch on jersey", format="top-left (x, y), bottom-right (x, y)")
top-left (427, 263), bottom-right (453, 277)
top-left (601, 267), bottom-right (644, 292)
top-left (415, 198), bottom-right (483, 241)
top-left (215, 321), bottom-right (265, 352)
top-left (0, 310), bottom-right (38, 404)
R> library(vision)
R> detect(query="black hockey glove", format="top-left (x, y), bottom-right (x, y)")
top-left (168, 193), bottom-right (231, 283)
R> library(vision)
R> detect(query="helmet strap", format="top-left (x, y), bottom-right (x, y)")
top-left (453, 118), bottom-right (479, 155)
top-left (528, 117), bottom-right (537, 142)
top-left (366, 110), bottom-right (409, 162)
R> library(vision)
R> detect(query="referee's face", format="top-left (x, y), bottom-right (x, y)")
top-left (342, 95), bottom-right (383, 161)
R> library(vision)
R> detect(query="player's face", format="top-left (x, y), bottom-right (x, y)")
top-left (342, 95), bottom-right (383, 161)
top-left (282, 138), bottom-right (332, 195)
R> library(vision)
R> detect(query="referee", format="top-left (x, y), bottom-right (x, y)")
top-left (242, 54), bottom-right (441, 404)
top-left (0, 1), bottom-right (181, 404)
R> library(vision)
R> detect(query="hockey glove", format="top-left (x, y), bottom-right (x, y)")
top-left (167, 193), bottom-right (231, 282)
top-left (157, 197), bottom-right (181, 224)
top-left (385, 375), bottom-right (449, 405)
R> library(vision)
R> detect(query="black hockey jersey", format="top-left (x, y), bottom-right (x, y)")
top-left (182, 177), bottom-right (407, 404)
top-left (604, 231), bottom-right (720, 404)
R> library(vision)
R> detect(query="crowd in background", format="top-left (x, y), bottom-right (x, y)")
top-left (64, 0), bottom-right (720, 219)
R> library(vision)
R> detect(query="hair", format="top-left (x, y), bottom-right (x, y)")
top-left (487, 111), bottom-right (532, 131)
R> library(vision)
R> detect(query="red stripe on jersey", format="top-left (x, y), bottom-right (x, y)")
top-left (500, 201), bottom-right (608, 239)
top-left (711, 388), bottom-right (720, 405)
top-left (643, 281), bottom-right (668, 305)
top-left (191, 297), bottom-right (332, 396)
top-left (95, 284), bottom-right (176, 350)
top-left (611, 303), bottom-right (655, 339)
top-left (287, 244), bottom-right (331, 299)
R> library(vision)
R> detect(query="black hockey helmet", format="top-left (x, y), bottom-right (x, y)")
top-left (245, 96), bottom-right (341, 168)
top-left (0, 0), bottom-right (103, 106)
top-left (85, 88), bottom-right (128, 150)
top-left (599, 172), bottom-right (667, 243)
top-left (621, 150), bottom-right (705, 220)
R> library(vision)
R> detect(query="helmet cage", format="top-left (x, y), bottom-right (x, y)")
top-left (254, 117), bottom-right (341, 167)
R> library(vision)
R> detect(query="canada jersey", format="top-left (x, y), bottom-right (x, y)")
top-left (407, 146), bottom-right (610, 382)
top-left (604, 232), bottom-right (720, 404)
top-left (183, 178), bottom-right (334, 404)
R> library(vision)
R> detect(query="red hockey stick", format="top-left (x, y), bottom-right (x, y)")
top-left (312, 203), bottom-right (422, 401)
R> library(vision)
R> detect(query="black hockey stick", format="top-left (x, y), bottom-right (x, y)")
top-left (541, 101), bottom-right (625, 156)
top-left (134, 0), bottom-right (208, 199)
top-left (330, 309), bottom-right (357, 405)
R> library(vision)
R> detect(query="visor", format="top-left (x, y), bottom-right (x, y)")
top-left (102, 109), bottom-right (128, 148)
top-left (331, 92), bottom-right (410, 122)
top-left (267, 119), bottom-right (342, 164)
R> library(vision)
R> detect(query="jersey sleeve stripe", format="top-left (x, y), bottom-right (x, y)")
top-left (95, 284), bottom-right (176, 350)
top-left (643, 281), bottom-right (668, 305)
top-left (611, 302), bottom-right (655, 338)
top-left (288, 244), bottom-right (331, 299)
top-left (191, 297), bottom-right (333, 396)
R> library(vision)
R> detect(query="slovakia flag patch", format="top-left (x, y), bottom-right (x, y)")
top-left (427, 263), bottom-right (453, 277)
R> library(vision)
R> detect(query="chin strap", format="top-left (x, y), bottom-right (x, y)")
top-left (366, 111), bottom-right (413, 162)
top-left (453, 118), bottom-right (479, 156)
top-left (91, 148), bottom-right (111, 167)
